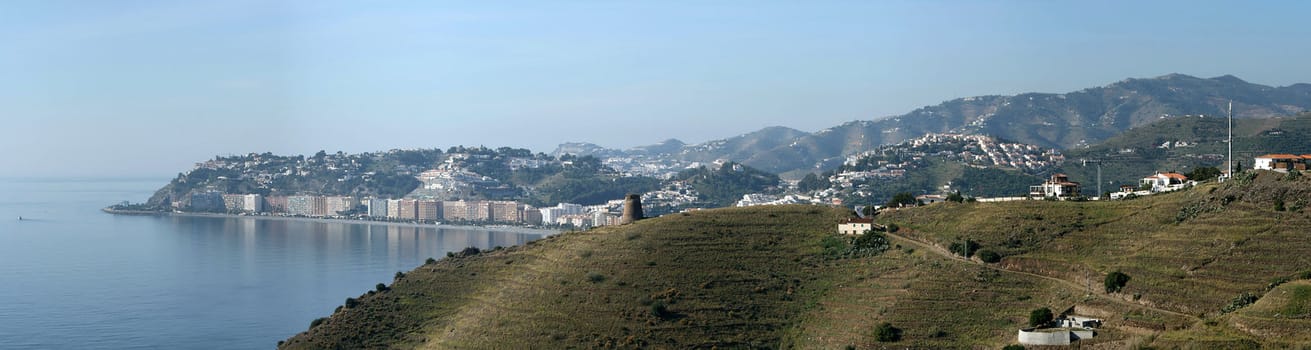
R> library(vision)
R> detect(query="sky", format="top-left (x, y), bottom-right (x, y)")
top-left (4, 0), bottom-right (1311, 177)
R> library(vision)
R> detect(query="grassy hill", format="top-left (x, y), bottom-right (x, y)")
top-left (878, 170), bottom-right (1311, 348)
top-left (279, 172), bottom-right (1311, 349)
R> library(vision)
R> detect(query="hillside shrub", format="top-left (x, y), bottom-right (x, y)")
top-left (885, 192), bottom-right (917, 208)
top-left (886, 223), bottom-right (899, 233)
top-left (650, 301), bottom-right (669, 319)
top-left (873, 322), bottom-right (902, 342)
top-left (375, 283), bottom-right (389, 292)
top-left (949, 240), bottom-right (981, 258)
top-left (394, 271), bottom-right (405, 280)
top-left (344, 297), bottom-right (359, 308)
top-left (824, 231), bottom-right (891, 259)
top-left (309, 317), bottom-right (328, 330)
top-left (425, 257), bottom-right (437, 264)
top-left (587, 272), bottom-right (606, 283)
top-left (1105, 271), bottom-right (1131, 293)
top-left (1221, 292), bottom-right (1259, 313)
top-left (978, 249), bottom-right (1002, 263)
top-left (1002, 345), bottom-right (1026, 350)
top-left (460, 247), bottom-right (482, 256)
top-left (1029, 307), bottom-right (1054, 327)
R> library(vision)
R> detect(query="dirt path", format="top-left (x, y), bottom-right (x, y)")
top-left (884, 229), bottom-right (1200, 322)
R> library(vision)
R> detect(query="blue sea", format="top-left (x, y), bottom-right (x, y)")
top-left (0, 178), bottom-right (549, 349)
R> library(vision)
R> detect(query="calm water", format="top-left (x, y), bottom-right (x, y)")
top-left (0, 178), bottom-right (549, 349)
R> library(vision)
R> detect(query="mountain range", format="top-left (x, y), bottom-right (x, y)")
top-left (555, 74), bottom-right (1311, 177)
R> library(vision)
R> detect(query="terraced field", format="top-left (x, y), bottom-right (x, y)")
top-left (879, 170), bottom-right (1311, 347)
top-left (280, 171), bottom-right (1311, 349)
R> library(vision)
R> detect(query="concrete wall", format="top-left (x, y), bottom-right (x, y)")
top-left (1017, 329), bottom-right (1071, 346)
top-left (977, 196), bottom-right (1027, 203)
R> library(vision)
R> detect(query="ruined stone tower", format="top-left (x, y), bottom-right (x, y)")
top-left (621, 194), bottom-right (643, 224)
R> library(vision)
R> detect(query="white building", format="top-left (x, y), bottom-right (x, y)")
top-left (242, 194), bottom-right (263, 213)
top-left (1140, 172), bottom-right (1191, 193)
top-left (837, 218), bottom-right (875, 235)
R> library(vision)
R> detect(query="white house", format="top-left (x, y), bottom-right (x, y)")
top-left (1140, 172), bottom-right (1191, 193)
top-left (1254, 154), bottom-right (1311, 172)
top-left (837, 218), bottom-right (874, 235)
top-left (1030, 174), bottom-right (1081, 198)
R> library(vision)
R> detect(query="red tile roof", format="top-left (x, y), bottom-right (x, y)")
top-left (1257, 154), bottom-right (1301, 159)
top-left (1161, 172), bottom-right (1188, 180)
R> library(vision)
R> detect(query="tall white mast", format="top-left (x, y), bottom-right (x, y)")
top-left (1227, 100), bottom-right (1233, 178)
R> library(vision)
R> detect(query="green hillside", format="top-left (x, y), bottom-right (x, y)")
top-left (878, 170), bottom-right (1311, 348)
top-left (279, 172), bottom-right (1311, 349)
top-left (1057, 112), bottom-right (1311, 194)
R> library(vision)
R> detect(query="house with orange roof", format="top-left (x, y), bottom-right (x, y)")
top-left (1029, 173), bottom-right (1081, 199)
top-left (1140, 172), bottom-right (1192, 193)
top-left (1254, 154), bottom-right (1311, 172)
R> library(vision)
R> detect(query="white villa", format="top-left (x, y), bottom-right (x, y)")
top-left (837, 218), bottom-right (875, 235)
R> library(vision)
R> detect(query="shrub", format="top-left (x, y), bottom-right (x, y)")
top-left (1221, 292), bottom-right (1259, 313)
top-left (1105, 271), bottom-right (1131, 293)
top-left (650, 301), bottom-right (669, 318)
top-left (309, 317), bottom-right (329, 329)
top-left (949, 240), bottom-right (981, 258)
top-left (873, 322), bottom-right (902, 342)
top-left (886, 223), bottom-right (899, 233)
top-left (978, 249), bottom-right (1002, 263)
top-left (460, 247), bottom-right (481, 256)
top-left (344, 297), bottom-right (359, 308)
top-left (587, 272), bottom-right (606, 283)
top-left (394, 271), bottom-right (405, 280)
top-left (425, 257), bottom-right (437, 264)
top-left (885, 192), bottom-right (917, 208)
top-left (1002, 345), bottom-right (1026, 350)
top-left (1029, 307), bottom-right (1054, 327)
top-left (375, 283), bottom-right (389, 292)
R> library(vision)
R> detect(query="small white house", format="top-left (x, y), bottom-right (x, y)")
top-left (1140, 172), bottom-right (1190, 193)
top-left (837, 218), bottom-right (874, 235)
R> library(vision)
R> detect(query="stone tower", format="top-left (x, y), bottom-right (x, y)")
top-left (621, 194), bottom-right (643, 224)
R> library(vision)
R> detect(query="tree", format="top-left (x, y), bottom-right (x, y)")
top-left (1104, 271), bottom-right (1131, 293)
top-left (873, 322), bottom-right (902, 342)
top-left (946, 191), bottom-right (965, 203)
top-left (949, 240), bottom-right (981, 258)
top-left (886, 192), bottom-right (917, 208)
top-left (1186, 166), bottom-right (1222, 182)
top-left (1028, 307), bottom-right (1054, 327)
top-left (977, 249), bottom-right (1002, 263)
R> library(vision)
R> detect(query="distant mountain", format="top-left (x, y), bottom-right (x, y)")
top-left (551, 126), bottom-right (809, 164)
top-left (732, 74), bottom-right (1311, 175)
top-left (674, 126), bottom-right (809, 163)
top-left (629, 138), bottom-right (686, 156)
top-left (553, 74), bottom-right (1311, 177)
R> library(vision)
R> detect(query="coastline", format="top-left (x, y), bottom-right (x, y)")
top-left (102, 208), bottom-right (560, 235)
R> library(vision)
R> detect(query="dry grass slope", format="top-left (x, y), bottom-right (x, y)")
top-left (280, 172), bottom-right (1311, 349)
top-left (879, 170), bottom-right (1311, 348)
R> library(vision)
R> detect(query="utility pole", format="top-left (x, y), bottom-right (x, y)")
top-left (1227, 100), bottom-right (1234, 180)
top-left (1082, 159), bottom-right (1103, 199)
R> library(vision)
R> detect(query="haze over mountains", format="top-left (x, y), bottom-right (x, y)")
top-left (555, 74), bottom-right (1311, 176)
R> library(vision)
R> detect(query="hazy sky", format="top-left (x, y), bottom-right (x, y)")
top-left (4, 1), bottom-right (1311, 177)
